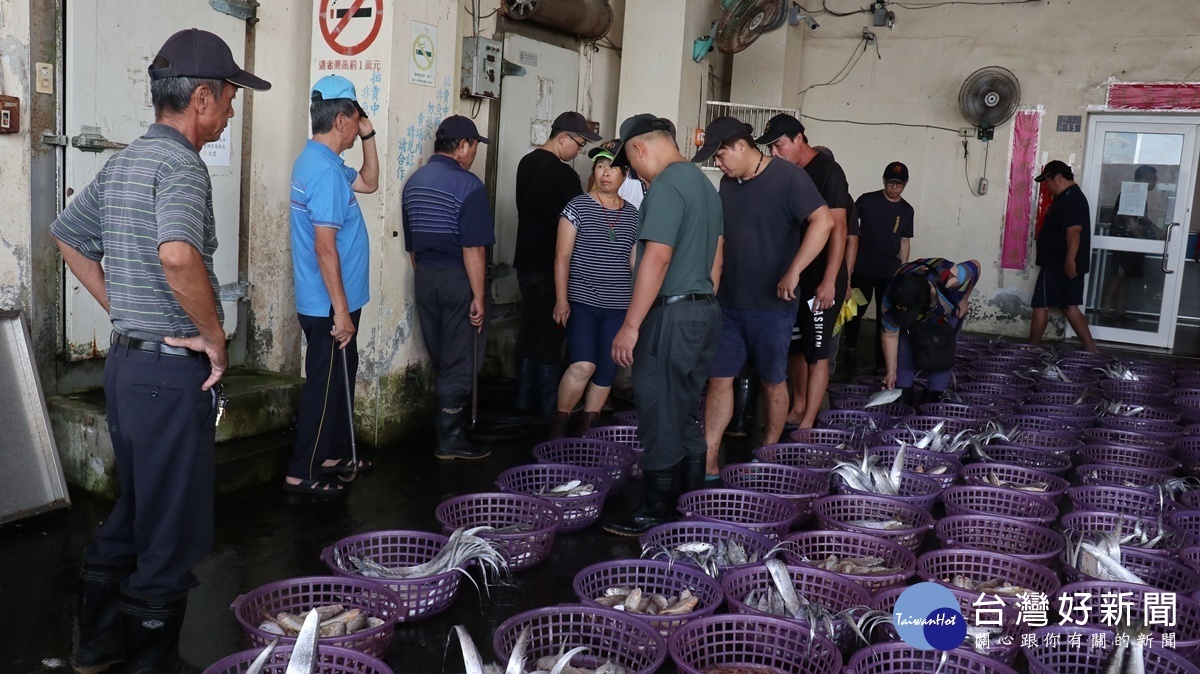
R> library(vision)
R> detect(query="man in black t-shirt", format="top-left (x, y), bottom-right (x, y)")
top-left (1029, 160), bottom-right (1100, 353)
top-left (844, 161), bottom-right (915, 371)
top-left (695, 116), bottom-right (833, 478)
top-left (513, 111), bottom-right (601, 416)
top-left (758, 114), bottom-right (851, 429)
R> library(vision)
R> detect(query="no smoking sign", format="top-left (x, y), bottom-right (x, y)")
top-left (319, 0), bottom-right (384, 56)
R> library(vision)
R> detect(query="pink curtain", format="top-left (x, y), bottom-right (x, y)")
top-left (1001, 109), bottom-right (1042, 269)
top-left (1107, 83), bottom-right (1200, 111)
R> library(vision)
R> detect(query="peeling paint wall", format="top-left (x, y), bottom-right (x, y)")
top-left (790, 0), bottom-right (1200, 342)
top-left (0, 1), bottom-right (32, 317)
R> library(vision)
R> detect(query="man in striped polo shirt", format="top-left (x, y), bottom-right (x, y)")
top-left (51, 28), bottom-right (269, 674)
top-left (402, 115), bottom-right (495, 460)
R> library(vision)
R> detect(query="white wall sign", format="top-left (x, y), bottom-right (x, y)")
top-left (200, 126), bottom-right (231, 167)
top-left (409, 21), bottom-right (437, 87)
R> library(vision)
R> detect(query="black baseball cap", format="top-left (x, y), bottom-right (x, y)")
top-left (884, 161), bottom-right (909, 183)
top-left (588, 138), bottom-right (620, 162)
top-left (436, 115), bottom-right (489, 144)
top-left (692, 116), bottom-right (754, 164)
top-left (552, 111), bottom-right (602, 142)
top-left (887, 272), bottom-right (932, 329)
top-left (1034, 160), bottom-right (1073, 182)
top-left (610, 114), bottom-right (675, 168)
top-left (754, 113), bottom-right (804, 145)
top-left (149, 28), bottom-right (271, 91)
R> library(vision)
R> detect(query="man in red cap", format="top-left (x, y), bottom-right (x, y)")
top-left (1029, 160), bottom-right (1100, 353)
top-left (51, 27), bottom-right (269, 674)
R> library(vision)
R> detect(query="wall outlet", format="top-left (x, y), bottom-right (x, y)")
top-left (978, 177), bottom-right (989, 195)
top-left (35, 63), bottom-right (53, 95)
top-left (960, 128), bottom-right (974, 137)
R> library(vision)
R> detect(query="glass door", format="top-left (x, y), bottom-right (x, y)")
top-left (1079, 117), bottom-right (1197, 349)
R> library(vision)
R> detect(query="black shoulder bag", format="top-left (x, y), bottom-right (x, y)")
top-left (909, 320), bottom-right (956, 372)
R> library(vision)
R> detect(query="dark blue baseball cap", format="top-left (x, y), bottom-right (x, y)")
top-left (150, 28), bottom-right (271, 91)
top-left (436, 115), bottom-right (489, 144)
top-left (610, 114), bottom-right (675, 168)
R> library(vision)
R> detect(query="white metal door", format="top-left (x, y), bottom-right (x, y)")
top-left (492, 34), bottom-right (581, 302)
top-left (62, 2), bottom-right (246, 360)
top-left (1079, 116), bottom-right (1198, 349)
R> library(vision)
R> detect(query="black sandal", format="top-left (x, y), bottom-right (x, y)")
top-left (321, 458), bottom-right (375, 476)
top-left (283, 478), bottom-right (347, 496)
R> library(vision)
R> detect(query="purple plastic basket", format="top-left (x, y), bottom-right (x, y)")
top-left (812, 495), bottom-right (934, 551)
top-left (719, 563), bottom-right (871, 652)
top-left (1060, 510), bottom-right (1186, 556)
top-left (319, 530), bottom-right (459, 621)
top-left (1018, 403), bottom-right (1101, 425)
top-left (639, 521), bottom-right (776, 574)
top-left (1098, 416), bottom-right (1185, 440)
top-left (1000, 413), bottom-right (1088, 433)
top-left (833, 471), bottom-right (943, 512)
top-left (1099, 377), bottom-right (1171, 399)
top-left (1056, 582), bottom-right (1200, 659)
top-left (493, 604), bottom-right (666, 674)
top-left (834, 398), bottom-right (917, 420)
top-left (1033, 378), bottom-right (1093, 396)
top-left (1185, 489), bottom-right (1200, 510)
top-left (916, 548), bottom-right (1060, 603)
top-left (1179, 445), bottom-right (1200, 477)
top-left (613, 409), bottom-right (638, 425)
top-left (829, 382), bottom-right (876, 399)
top-left (584, 425), bottom-right (645, 478)
top-left (1061, 543), bottom-right (1200, 593)
top-left (1190, 423), bottom-right (1200, 436)
top-left (953, 393), bottom-right (1020, 412)
top-left (676, 488), bottom-right (799, 539)
top-left (1075, 463), bottom-right (1172, 491)
top-left (958, 381), bottom-right (1031, 398)
top-left (1001, 432), bottom-right (1085, 456)
top-left (788, 427), bottom-right (861, 447)
top-left (1022, 625), bottom-right (1200, 674)
top-left (1173, 510), bottom-right (1200, 545)
top-left (966, 370), bottom-right (1036, 388)
top-left (572, 559), bottom-right (724, 637)
top-left (895, 414), bottom-right (978, 436)
top-left (532, 438), bottom-right (638, 488)
top-left (229, 576), bottom-right (402, 657)
top-left (433, 492), bottom-right (562, 571)
top-left (1077, 444), bottom-right (1182, 473)
top-left (1183, 546), bottom-right (1200, 574)
top-left (496, 463), bottom-right (613, 532)
top-left (935, 514), bottom-right (1063, 566)
top-left (719, 462), bottom-right (827, 525)
top-left (817, 408), bottom-right (893, 433)
top-left (845, 642), bottom-right (1018, 674)
top-left (866, 445), bottom-right (963, 490)
top-left (869, 587), bottom-right (1021, 665)
top-left (781, 529), bottom-right (916, 594)
top-left (960, 462), bottom-right (1069, 504)
top-left (973, 444), bottom-right (1072, 475)
top-left (668, 614), bottom-right (843, 674)
top-left (1024, 390), bottom-right (1101, 405)
top-left (1067, 485), bottom-right (1178, 520)
top-left (941, 485), bottom-right (1059, 525)
top-left (752, 443), bottom-right (857, 473)
top-left (202, 645), bottom-right (392, 674)
top-left (919, 402), bottom-right (997, 422)
top-left (1083, 426), bottom-right (1175, 451)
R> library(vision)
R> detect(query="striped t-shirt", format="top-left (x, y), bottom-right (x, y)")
top-left (560, 193), bottom-right (639, 309)
top-left (50, 124), bottom-right (221, 340)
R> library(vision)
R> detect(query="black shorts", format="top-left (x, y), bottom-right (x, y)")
top-left (789, 291), bottom-right (844, 363)
top-left (1032, 269), bottom-right (1085, 309)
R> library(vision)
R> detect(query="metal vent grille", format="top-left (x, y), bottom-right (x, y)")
top-left (700, 100), bottom-right (799, 168)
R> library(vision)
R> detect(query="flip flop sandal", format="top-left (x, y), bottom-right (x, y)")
top-left (321, 458), bottom-right (375, 476)
top-left (282, 478), bottom-right (347, 497)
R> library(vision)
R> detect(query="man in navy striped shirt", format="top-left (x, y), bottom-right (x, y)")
top-left (51, 28), bottom-right (269, 674)
top-left (402, 115), bottom-right (496, 460)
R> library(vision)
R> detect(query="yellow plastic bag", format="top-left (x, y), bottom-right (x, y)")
top-left (833, 288), bottom-right (869, 335)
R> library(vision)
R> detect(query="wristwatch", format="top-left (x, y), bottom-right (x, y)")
top-left (360, 130), bottom-right (376, 141)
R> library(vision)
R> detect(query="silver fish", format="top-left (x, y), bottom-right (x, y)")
top-left (284, 609), bottom-right (320, 674)
top-left (245, 638), bottom-right (279, 674)
top-left (765, 558), bottom-right (801, 618)
top-left (865, 388), bottom-right (903, 408)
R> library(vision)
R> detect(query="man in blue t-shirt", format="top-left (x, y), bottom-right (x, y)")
top-left (403, 115), bottom-right (497, 460)
top-left (285, 75), bottom-right (378, 496)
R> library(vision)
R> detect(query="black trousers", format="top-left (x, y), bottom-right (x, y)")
top-left (415, 265), bottom-right (486, 399)
top-left (632, 298), bottom-right (722, 470)
top-left (516, 270), bottom-right (563, 366)
top-left (287, 309), bottom-right (361, 480)
top-left (91, 342), bottom-right (217, 596)
top-left (845, 272), bottom-right (892, 365)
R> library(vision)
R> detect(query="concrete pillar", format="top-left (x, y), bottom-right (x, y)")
top-left (615, 0), bottom-right (725, 151)
top-left (730, 22), bottom-right (806, 108)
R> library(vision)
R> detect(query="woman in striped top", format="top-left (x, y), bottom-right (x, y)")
top-left (549, 145), bottom-right (641, 438)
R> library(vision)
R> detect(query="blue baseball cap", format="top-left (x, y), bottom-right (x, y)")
top-left (310, 74), bottom-right (366, 118)
top-left (436, 115), bottom-right (490, 144)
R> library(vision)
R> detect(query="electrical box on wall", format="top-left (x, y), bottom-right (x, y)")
top-left (461, 36), bottom-right (502, 99)
top-left (0, 96), bottom-right (19, 133)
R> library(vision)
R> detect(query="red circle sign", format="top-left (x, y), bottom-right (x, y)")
top-left (319, 0), bottom-right (384, 56)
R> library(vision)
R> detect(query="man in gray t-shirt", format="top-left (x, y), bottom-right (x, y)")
top-left (50, 28), bottom-right (269, 673)
top-left (603, 114), bottom-right (723, 537)
top-left (694, 117), bottom-right (833, 478)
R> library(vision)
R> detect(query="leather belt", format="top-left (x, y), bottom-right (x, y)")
top-left (111, 333), bottom-right (204, 359)
top-left (652, 293), bottom-right (715, 307)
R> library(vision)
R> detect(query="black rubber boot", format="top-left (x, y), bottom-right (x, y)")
top-left (536, 364), bottom-right (560, 418)
top-left (434, 395), bottom-right (491, 460)
top-left (119, 589), bottom-right (199, 674)
top-left (548, 410), bottom-right (571, 440)
top-left (602, 462), bottom-right (681, 537)
top-left (680, 453), bottom-right (706, 494)
top-left (725, 377), bottom-right (753, 437)
top-left (72, 552), bottom-right (137, 674)
top-left (578, 411), bottom-right (600, 436)
top-left (899, 387), bottom-right (914, 407)
top-left (513, 358), bottom-right (536, 414)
